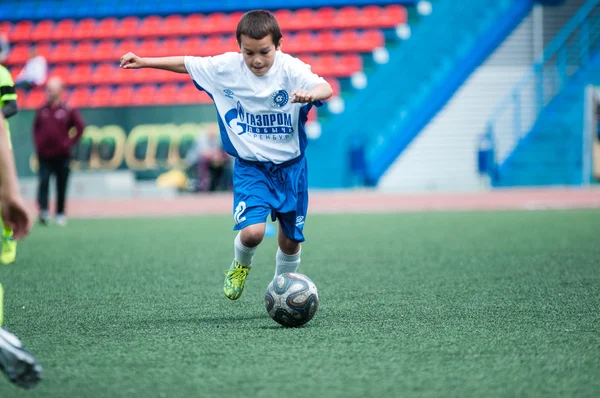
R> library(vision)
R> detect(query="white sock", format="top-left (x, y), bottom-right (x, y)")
top-left (275, 247), bottom-right (301, 277)
top-left (234, 233), bottom-right (256, 267)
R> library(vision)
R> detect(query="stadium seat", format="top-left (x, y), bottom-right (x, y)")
top-left (181, 14), bottom-right (204, 36)
top-left (69, 64), bottom-right (93, 85)
top-left (52, 19), bottom-right (76, 41)
top-left (95, 17), bottom-right (119, 39)
top-left (335, 6), bottom-right (361, 30)
top-left (68, 87), bottom-right (91, 108)
top-left (47, 41), bottom-right (73, 63)
top-left (163, 14), bottom-right (186, 37)
top-left (138, 15), bottom-right (163, 38)
top-left (379, 4), bottom-right (408, 27)
top-left (89, 86), bottom-right (113, 107)
top-left (112, 85), bottom-right (134, 107)
top-left (31, 20), bottom-right (54, 42)
top-left (21, 88), bottom-right (46, 109)
top-left (6, 44), bottom-right (29, 65)
top-left (313, 7), bottom-right (336, 30)
top-left (115, 16), bottom-right (140, 39)
top-left (94, 40), bottom-right (117, 62)
top-left (9, 20), bottom-right (33, 43)
top-left (91, 63), bottom-right (118, 85)
top-left (155, 83), bottom-right (179, 105)
top-left (71, 41), bottom-right (95, 62)
top-left (49, 64), bottom-right (71, 82)
top-left (132, 84), bottom-right (157, 105)
top-left (73, 18), bottom-right (97, 41)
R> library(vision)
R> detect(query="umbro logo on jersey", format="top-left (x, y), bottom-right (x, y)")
top-left (224, 89), bottom-right (235, 99)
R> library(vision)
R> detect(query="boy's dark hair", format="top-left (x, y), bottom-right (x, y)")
top-left (236, 10), bottom-right (282, 47)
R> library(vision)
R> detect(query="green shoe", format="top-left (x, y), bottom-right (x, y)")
top-left (0, 237), bottom-right (16, 265)
top-left (223, 261), bottom-right (250, 300)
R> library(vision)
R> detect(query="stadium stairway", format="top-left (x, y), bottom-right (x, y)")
top-left (490, 0), bottom-right (600, 186)
top-left (307, 0), bottom-right (535, 187)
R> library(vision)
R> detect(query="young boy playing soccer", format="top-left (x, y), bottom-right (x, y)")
top-left (120, 10), bottom-right (332, 300)
top-left (0, 113), bottom-right (42, 389)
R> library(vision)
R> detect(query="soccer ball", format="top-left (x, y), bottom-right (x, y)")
top-left (265, 273), bottom-right (319, 327)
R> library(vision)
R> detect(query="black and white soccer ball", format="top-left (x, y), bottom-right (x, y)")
top-left (265, 273), bottom-right (319, 327)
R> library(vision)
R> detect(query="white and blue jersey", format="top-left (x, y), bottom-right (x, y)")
top-left (184, 51), bottom-right (326, 241)
top-left (184, 51), bottom-right (326, 165)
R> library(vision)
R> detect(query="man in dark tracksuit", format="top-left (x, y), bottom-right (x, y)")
top-left (32, 77), bottom-right (85, 226)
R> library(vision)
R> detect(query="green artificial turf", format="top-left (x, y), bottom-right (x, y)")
top-left (0, 209), bottom-right (598, 397)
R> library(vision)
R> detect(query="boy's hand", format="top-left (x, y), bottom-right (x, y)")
top-left (291, 90), bottom-right (314, 103)
top-left (120, 52), bottom-right (146, 69)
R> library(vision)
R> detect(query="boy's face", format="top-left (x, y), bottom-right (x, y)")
top-left (240, 34), bottom-right (280, 77)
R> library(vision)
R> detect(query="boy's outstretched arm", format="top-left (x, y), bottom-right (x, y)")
top-left (291, 83), bottom-right (333, 104)
top-left (119, 52), bottom-right (187, 73)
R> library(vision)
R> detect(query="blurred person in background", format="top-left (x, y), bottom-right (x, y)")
top-left (0, 61), bottom-right (19, 264)
top-left (0, 112), bottom-right (42, 389)
top-left (191, 128), bottom-right (232, 192)
top-left (0, 33), bottom-right (10, 63)
top-left (32, 77), bottom-right (85, 226)
top-left (14, 47), bottom-right (47, 91)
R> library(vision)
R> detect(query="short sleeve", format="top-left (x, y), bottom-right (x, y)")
top-left (0, 66), bottom-right (17, 102)
top-left (184, 53), bottom-right (238, 94)
top-left (288, 57), bottom-right (327, 92)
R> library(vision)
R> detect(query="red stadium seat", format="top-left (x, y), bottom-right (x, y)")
top-left (132, 84), bottom-right (157, 105)
top-left (313, 7), bottom-right (336, 30)
top-left (49, 65), bottom-right (71, 83)
top-left (115, 17), bottom-right (140, 39)
top-left (95, 18), bottom-right (119, 39)
top-left (155, 83), bottom-right (179, 105)
top-left (138, 15), bottom-right (163, 38)
top-left (74, 19), bottom-right (97, 41)
top-left (115, 38), bottom-right (138, 56)
top-left (181, 14), bottom-right (204, 36)
top-left (9, 21), bottom-right (33, 42)
top-left (380, 5), bottom-right (408, 27)
top-left (159, 38), bottom-right (181, 57)
top-left (312, 31), bottom-right (337, 53)
top-left (89, 86), bottom-right (113, 107)
top-left (21, 88), bottom-right (46, 109)
top-left (163, 15), bottom-right (185, 36)
top-left (34, 42), bottom-right (52, 59)
top-left (91, 64), bottom-right (118, 85)
top-left (71, 41), bottom-right (95, 62)
top-left (93, 40), bottom-right (117, 62)
top-left (335, 6), bottom-right (361, 29)
top-left (68, 87), bottom-right (91, 108)
top-left (203, 13), bottom-right (232, 35)
top-left (112, 85), bottom-right (134, 106)
top-left (336, 30), bottom-right (361, 52)
top-left (362, 29), bottom-right (385, 50)
top-left (6, 44), bottom-right (29, 65)
top-left (138, 39), bottom-right (161, 55)
top-left (273, 9), bottom-right (293, 31)
top-left (0, 22), bottom-right (11, 36)
top-left (69, 64), bottom-right (93, 85)
top-left (47, 42), bottom-right (73, 63)
top-left (289, 9), bottom-right (313, 31)
top-left (178, 83), bottom-right (210, 104)
top-left (31, 20), bottom-right (54, 42)
top-left (52, 19), bottom-right (76, 41)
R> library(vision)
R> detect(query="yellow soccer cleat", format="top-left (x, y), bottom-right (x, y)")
top-left (0, 237), bottom-right (16, 265)
top-left (223, 261), bottom-right (250, 300)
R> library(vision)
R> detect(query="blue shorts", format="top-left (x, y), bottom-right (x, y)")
top-left (232, 157), bottom-right (308, 242)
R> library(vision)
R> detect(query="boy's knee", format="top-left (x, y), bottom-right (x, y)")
top-left (279, 236), bottom-right (300, 254)
top-left (240, 226), bottom-right (265, 247)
